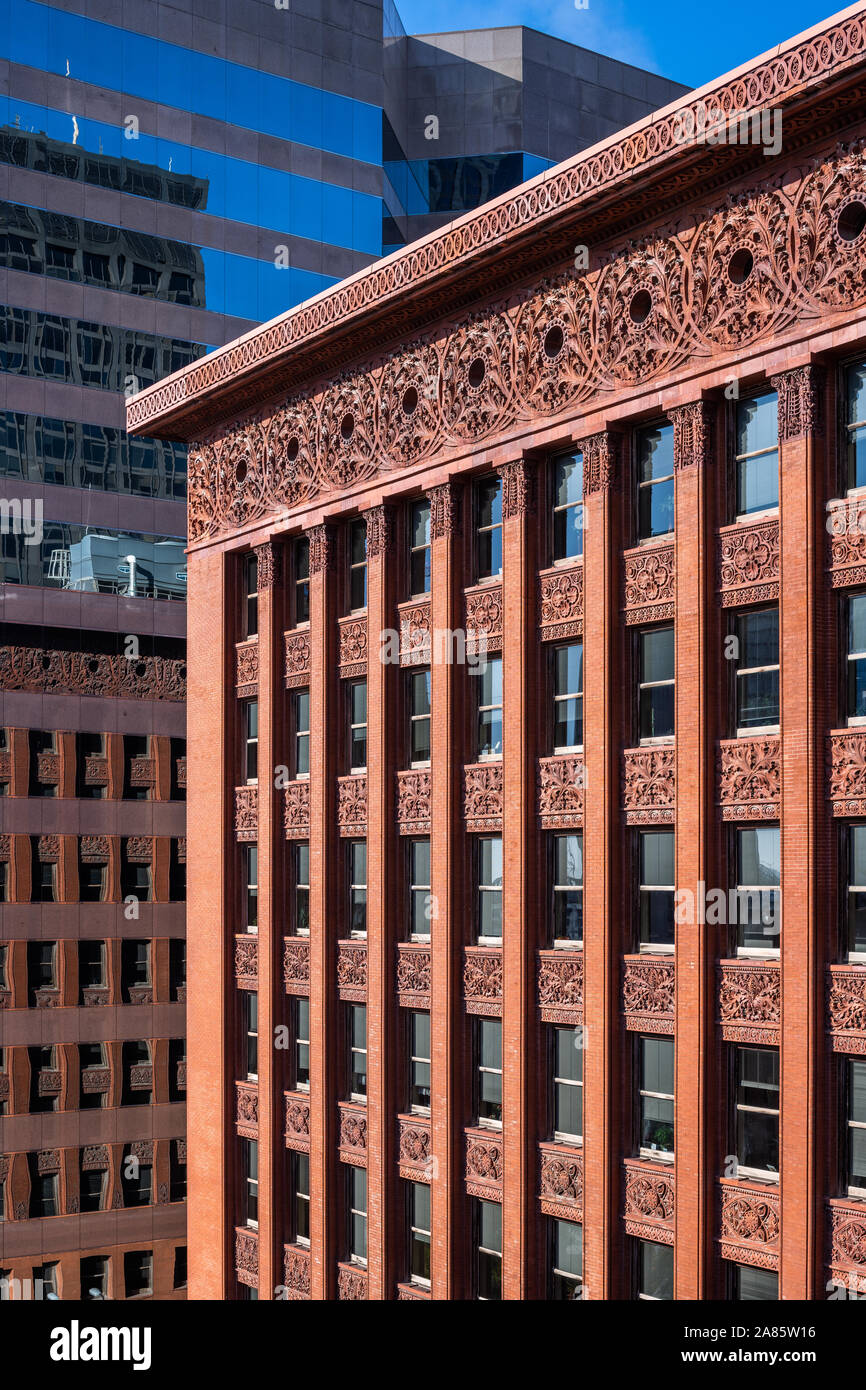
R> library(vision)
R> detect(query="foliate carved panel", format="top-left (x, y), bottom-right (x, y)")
top-left (537, 755), bottom-right (585, 828)
top-left (670, 399), bottom-right (715, 470)
top-left (84, 756), bottom-right (109, 786)
top-left (465, 1128), bottom-right (503, 1199)
top-left (539, 564), bottom-right (583, 640)
top-left (81, 1068), bottom-right (110, 1095)
top-left (234, 786), bottom-right (257, 841)
top-left (0, 644), bottom-right (185, 701)
top-left (125, 836), bottom-right (153, 863)
top-left (80, 836), bottom-right (110, 863)
top-left (539, 1143), bottom-right (584, 1221)
top-left (465, 584), bottom-right (502, 654)
top-left (829, 1201), bottom-right (866, 1288)
top-left (81, 1144), bottom-right (110, 1170)
top-left (38, 835), bottom-right (60, 862)
top-left (0, 751), bottom-right (10, 782)
top-left (339, 1103), bottom-right (368, 1166)
top-left (284, 631), bottom-right (311, 688)
top-left (127, 985), bottom-right (153, 1006)
top-left (82, 986), bottom-right (109, 1007)
top-left (284, 1092), bottom-right (311, 1152)
top-left (829, 494), bottom-right (866, 595)
top-left (396, 770), bottom-right (431, 835)
top-left (283, 1244), bottom-right (311, 1300)
top-left (771, 364), bottom-right (825, 442)
top-left (397, 944), bottom-right (431, 1008)
top-left (339, 617), bottom-right (367, 678)
top-left (38, 1149), bottom-right (61, 1174)
top-left (337, 941), bottom-right (367, 1001)
top-left (176, 757), bottom-right (187, 789)
top-left (718, 519), bottom-right (780, 606)
top-left (236, 1082), bottom-right (258, 1138)
top-left (624, 1160), bottom-right (675, 1243)
top-left (829, 731), bottom-right (866, 815)
top-left (0, 834), bottom-right (10, 862)
top-left (463, 948), bottom-right (503, 1017)
top-left (337, 1264), bottom-right (368, 1301)
top-left (338, 775), bottom-right (367, 835)
top-left (397, 601), bottom-right (432, 666)
top-left (623, 544), bottom-right (675, 625)
top-left (283, 937), bottom-right (310, 995)
top-left (538, 950), bottom-right (584, 1022)
top-left (398, 1116), bottom-right (433, 1182)
top-left (828, 967), bottom-right (866, 1053)
top-left (718, 737), bottom-right (781, 819)
top-left (463, 761), bottom-right (503, 831)
top-left (622, 957), bottom-right (675, 1033)
top-left (235, 640), bottom-right (258, 696)
top-left (284, 780), bottom-right (310, 838)
top-left (719, 1182), bottom-right (780, 1269)
top-left (622, 746), bottom-right (675, 823)
top-left (235, 1228), bottom-right (258, 1287)
top-left (719, 961), bottom-right (781, 1043)
top-left (235, 936), bottom-right (258, 989)
top-left (36, 751), bottom-right (60, 784)
top-left (38, 1070), bottom-right (62, 1097)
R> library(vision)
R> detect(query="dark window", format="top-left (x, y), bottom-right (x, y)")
top-left (553, 643), bottom-right (583, 751)
top-left (348, 840), bottom-right (367, 937)
top-left (349, 682), bottom-right (367, 771)
top-left (348, 1165), bottom-right (367, 1264)
top-left (169, 939), bottom-right (186, 1000)
top-left (846, 1058), bottom-right (866, 1195)
top-left (242, 1138), bottom-right (258, 1227)
top-left (732, 1264), bottom-right (778, 1300)
top-left (408, 1181), bottom-right (431, 1285)
top-left (243, 992), bottom-right (258, 1081)
top-left (295, 997), bottom-right (310, 1089)
top-left (552, 453), bottom-right (584, 561)
top-left (244, 701), bottom-right (258, 783)
top-left (637, 1239), bottom-right (673, 1300)
top-left (29, 1044), bottom-right (57, 1113)
top-left (293, 842), bottom-right (310, 935)
top-left (639, 1034), bottom-right (675, 1158)
top-left (81, 1255), bottom-right (108, 1300)
top-left (550, 1218), bottom-right (583, 1300)
top-left (28, 1154), bottom-right (58, 1217)
top-left (244, 845), bottom-right (258, 932)
top-left (735, 826), bottom-right (781, 952)
top-left (30, 841), bottom-right (56, 903)
top-left (78, 859), bottom-right (106, 902)
top-left (294, 689), bottom-right (310, 777)
top-left (121, 940), bottom-right (151, 1002)
top-left (169, 840), bottom-right (185, 901)
top-left (636, 423), bottom-right (674, 539)
top-left (734, 608), bottom-right (779, 732)
top-left (294, 538), bottom-right (310, 625)
top-left (638, 626), bottom-right (674, 741)
top-left (409, 668), bottom-right (431, 764)
top-left (408, 1011), bottom-right (431, 1112)
top-left (78, 940), bottom-right (106, 998)
top-left (243, 554), bottom-right (258, 639)
top-left (173, 1246), bottom-right (188, 1289)
top-left (735, 1046), bottom-right (780, 1177)
top-left (349, 519), bottom-right (367, 611)
top-left (846, 827), bottom-right (866, 959)
top-left (409, 499), bottom-right (432, 595)
top-left (846, 362), bottom-right (866, 490)
top-left (79, 1042), bottom-right (107, 1109)
top-left (552, 833), bottom-right (583, 946)
top-left (292, 1152), bottom-right (310, 1245)
top-left (408, 838), bottom-right (431, 939)
top-left (121, 1146), bottom-right (153, 1207)
top-left (735, 391), bottom-right (778, 517)
top-left (477, 657), bottom-right (503, 758)
top-left (121, 1041), bottom-right (151, 1107)
top-left (475, 1199), bottom-right (501, 1300)
top-left (123, 734), bottom-right (150, 800)
top-left (27, 940), bottom-right (57, 1001)
top-left (475, 1017), bottom-right (502, 1126)
top-left (848, 594), bottom-right (866, 722)
top-left (639, 830), bottom-right (675, 949)
top-left (349, 1004), bottom-right (367, 1099)
top-left (477, 836), bottom-right (503, 942)
top-left (475, 478), bottom-right (503, 580)
top-left (123, 1250), bottom-right (153, 1299)
top-left (120, 842), bottom-right (152, 902)
top-left (553, 1026), bottom-right (583, 1140)
top-left (171, 1142), bottom-right (186, 1203)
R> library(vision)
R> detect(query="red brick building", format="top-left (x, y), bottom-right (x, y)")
top-left (130, 8), bottom-right (866, 1300)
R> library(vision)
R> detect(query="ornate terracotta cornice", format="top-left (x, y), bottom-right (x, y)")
top-left (127, 8), bottom-right (866, 440)
top-left (429, 480), bottom-right (462, 540)
top-left (306, 523), bottom-right (334, 575)
top-left (577, 431), bottom-right (621, 495)
top-left (498, 459), bottom-right (537, 520)
top-left (670, 399), bottom-right (716, 470)
top-left (770, 364), bottom-right (826, 441)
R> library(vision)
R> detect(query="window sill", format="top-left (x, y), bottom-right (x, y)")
top-left (636, 532), bottom-right (674, 546)
top-left (735, 1170), bottom-right (780, 1185)
top-left (477, 1118), bottom-right (503, 1132)
top-left (639, 943), bottom-right (675, 955)
top-left (553, 746), bottom-right (584, 757)
top-left (410, 934), bottom-right (431, 945)
top-left (349, 768), bottom-right (367, 777)
top-left (847, 717), bottom-right (866, 728)
top-left (845, 1187), bottom-right (866, 1201)
top-left (410, 761), bottom-right (431, 771)
top-left (736, 947), bottom-right (780, 960)
top-left (554, 1132), bottom-right (583, 1147)
top-left (639, 1150), bottom-right (675, 1164)
top-left (638, 737), bottom-right (675, 747)
top-left (734, 508), bottom-right (779, 525)
top-left (736, 726), bottom-right (780, 738)
top-left (553, 940), bottom-right (583, 951)
top-left (478, 938), bottom-right (502, 948)
top-left (349, 1094), bottom-right (367, 1106)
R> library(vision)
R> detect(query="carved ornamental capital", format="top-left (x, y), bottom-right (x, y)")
top-left (576, 431), bottom-right (621, 495)
top-left (497, 459), bottom-right (537, 520)
top-left (255, 541), bottom-right (282, 590)
top-left (428, 480), bottom-right (462, 540)
top-left (306, 524), bottom-right (334, 575)
top-left (770, 364), bottom-right (825, 442)
top-left (364, 503), bottom-right (393, 560)
top-left (670, 399), bottom-right (715, 470)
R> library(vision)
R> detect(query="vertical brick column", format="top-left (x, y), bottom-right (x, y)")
top-left (670, 400), bottom-right (715, 1299)
top-left (186, 546), bottom-right (231, 1299)
top-left (428, 480), bottom-right (463, 1299)
top-left (253, 541), bottom-right (282, 1298)
top-left (365, 504), bottom-right (397, 1299)
top-left (498, 460), bottom-right (538, 1300)
top-left (579, 431), bottom-right (622, 1300)
top-left (307, 524), bottom-right (339, 1300)
top-left (772, 365), bottom-right (825, 1300)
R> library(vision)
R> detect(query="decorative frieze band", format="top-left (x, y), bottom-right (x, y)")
top-left (538, 949), bottom-right (584, 1023)
top-left (828, 966), bottom-right (866, 1053)
top-left (284, 780), bottom-right (310, 838)
top-left (283, 937), bottom-right (310, 995)
top-left (537, 755), bottom-right (585, 828)
top-left (0, 644), bottom-right (186, 701)
top-left (622, 746), bottom-right (675, 823)
top-left (718, 519), bottom-right (780, 606)
top-left (539, 564), bottom-right (583, 641)
top-left (396, 769), bottom-right (431, 834)
top-left (463, 761), bottom-right (503, 831)
top-left (622, 957), bottom-right (675, 1033)
top-left (539, 1143), bottom-right (584, 1221)
top-left (719, 1181), bottom-right (780, 1270)
top-left (829, 730), bottom-right (866, 815)
top-left (397, 944), bottom-right (431, 1008)
top-left (234, 786), bottom-right (258, 841)
top-left (337, 941), bottom-right (367, 1001)
top-left (337, 775), bottom-right (367, 835)
top-left (623, 544), bottom-right (675, 625)
top-left (718, 737), bottom-right (781, 819)
top-left (623, 1159), bottom-right (675, 1243)
top-left (284, 630), bottom-right (311, 688)
top-left (719, 961), bottom-right (781, 1044)
top-left (463, 948), bottom-right (503, 1017)
top-left (465, 1128), bottom-right (503, 1200)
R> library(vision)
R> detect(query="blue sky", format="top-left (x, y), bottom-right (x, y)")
top-left (396, 0), bottom-right (840, 87)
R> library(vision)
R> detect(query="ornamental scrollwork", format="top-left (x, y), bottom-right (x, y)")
top-left (718, 738), bottom-right (781, 818)
top-left (463, 762), bottom-right (503, 830)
